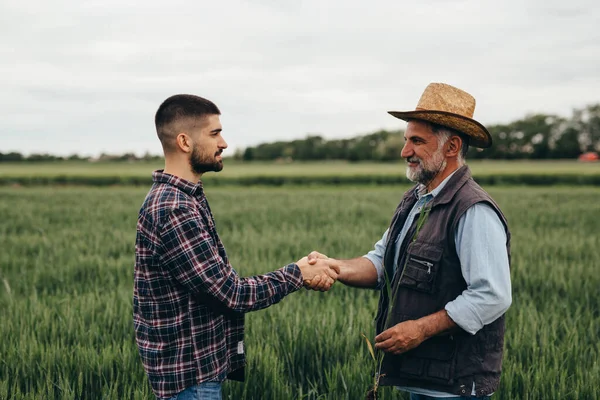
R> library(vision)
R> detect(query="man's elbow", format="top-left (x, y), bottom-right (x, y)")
top-left (491, 290), bottom-right (512, 320)
top-left (218, 297), bottom-right (253, 314)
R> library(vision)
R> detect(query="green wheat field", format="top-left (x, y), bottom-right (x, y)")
top-left (2, 160), bottom-right (600, 178)
top-left (0, 167), bottom-right (599, 399)
top-left (1, 160), bottom-right (600, 187)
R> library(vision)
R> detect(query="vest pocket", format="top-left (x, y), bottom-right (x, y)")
top-left (404, 335), bottom-right (456, 382)
top-left (398, 242), bottom-right (443, 293)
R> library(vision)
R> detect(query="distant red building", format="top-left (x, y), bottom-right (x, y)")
top-left (578, 152), bottom-right (599, 162)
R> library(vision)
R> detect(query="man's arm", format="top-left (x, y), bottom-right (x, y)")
top-left (444, 202), bottom-right (512, 334)
top-left (374, 310), bottom-right (456, 354)
top-left (306, 228), bottom-right (390, 289)
top-left (160, 207), bottom-right (339, 313)
top-left (338, 257), bottom-right (380, 288)
top-left (308, 253), bottom-right (379, 288)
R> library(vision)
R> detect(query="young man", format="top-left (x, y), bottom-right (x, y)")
top-left (134, 94), bottom-right (340, 400)
top-left (308, 83), bottom-right (512, 399)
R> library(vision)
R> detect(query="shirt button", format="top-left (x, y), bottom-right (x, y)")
top-left (461, 389), bottom-right (466, 394)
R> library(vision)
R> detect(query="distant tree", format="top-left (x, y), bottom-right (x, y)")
top-left (232, 149), bottom-right (245, 161)
top-left (0, 152), bottom-right (24, 162)
top-left (243, 147), bottom-right (254, 161)
top-left (552, 126), bottom-right (582, 158)
top-left (67, 154), bottom-right (85, 161)
top-left (116, 153), bottom-right (138, 162)
top-left (142, 152), bottom-right (163, 162)
top-left (572, 104), bottom-right (600, 152)
top-left (510, 114), bottom-right (559, 159)
top-left (27, 153), bottom-right (62, 162)
top-left (376, 134), bottom-right (404, 161)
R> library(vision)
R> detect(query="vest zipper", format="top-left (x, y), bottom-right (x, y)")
top-left (410, 258), bottom-right (433, 273)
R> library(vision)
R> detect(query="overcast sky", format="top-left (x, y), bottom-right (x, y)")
top-left (1, 0), bottom-right (599, 156)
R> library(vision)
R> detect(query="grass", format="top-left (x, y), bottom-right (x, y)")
top-left (0, 185), bottom-right (598, 399)
top-left (1, 160), bottom-right (599, 187)
top-left (0, 160), bottom-right (599, 178)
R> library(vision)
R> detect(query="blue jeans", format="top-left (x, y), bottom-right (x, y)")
top-left (410, 394), bottom-right (491, 400)
top-left (164, 382), bottom-right (222, 400)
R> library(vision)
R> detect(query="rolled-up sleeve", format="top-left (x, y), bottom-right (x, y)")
top-left (363, 229), bottom-right (388, 289)
top-left (445, 203), bottom-right (512, 335)
top-left (159, 207), bottom-right (304, 313)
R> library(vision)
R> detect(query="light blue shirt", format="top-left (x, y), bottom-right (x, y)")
top-left (363, 170), bottom-right (512, 397)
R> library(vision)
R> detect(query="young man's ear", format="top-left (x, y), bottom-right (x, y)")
top-left (176, 133), bottom-right (193, 153)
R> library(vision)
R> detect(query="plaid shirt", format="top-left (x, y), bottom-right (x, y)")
top-left (134, 170), bottom-right (303, 399)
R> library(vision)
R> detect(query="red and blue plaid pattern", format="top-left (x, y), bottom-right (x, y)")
top-left (134, 170), bottom-right (303, 399)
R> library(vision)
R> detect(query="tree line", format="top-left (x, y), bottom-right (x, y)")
top-left (0, 152), bottom-right (163, 163)
top-left (235, 104), bottom-right (600, 161)
top-left (2, 104), bottom-right (599, 163)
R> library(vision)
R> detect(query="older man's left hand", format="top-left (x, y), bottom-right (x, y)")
top-left (374, 320), bottom-right (426, 355)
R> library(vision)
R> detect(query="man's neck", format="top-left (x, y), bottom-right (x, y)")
top-left (163, 158), bottom-right (202, 183)
top-left (425, 161), bottom-right (461, 193)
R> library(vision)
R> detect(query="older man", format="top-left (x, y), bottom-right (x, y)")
top-left (308, 83), bottom-right (511, 399)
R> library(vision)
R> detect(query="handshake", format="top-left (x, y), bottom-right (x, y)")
top-left (296, 251), bottom-right (341, 292)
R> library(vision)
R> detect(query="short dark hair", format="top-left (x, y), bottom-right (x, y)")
top-left (155, 94), bottom-right (221, 152)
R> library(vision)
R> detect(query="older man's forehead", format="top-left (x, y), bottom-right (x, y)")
top-left (405, 120), bottom-right (436, 137)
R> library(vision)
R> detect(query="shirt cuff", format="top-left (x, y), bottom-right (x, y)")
top-left (285, 263), bottom-right (305, 292)
top-left (362, 255), bottom-right (384, 290)
top-left (445, 298), bottom-right (484, 335)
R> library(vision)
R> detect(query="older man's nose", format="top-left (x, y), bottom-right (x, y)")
top-left (401, 142), bottom-right (413, 158)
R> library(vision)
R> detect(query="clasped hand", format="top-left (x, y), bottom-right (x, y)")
top-left (296, 251), bottom-right (340, 292)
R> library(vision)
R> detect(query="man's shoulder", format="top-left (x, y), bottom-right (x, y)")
top-left (458, 179), bottom-right (508, 228)
top-left (139, 183), bottom-right (197, 225)
top-left (459, 178), bottom-right (497, 206)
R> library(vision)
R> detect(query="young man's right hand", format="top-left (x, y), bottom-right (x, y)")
top-left (295, 256), bottom-right (340, 292)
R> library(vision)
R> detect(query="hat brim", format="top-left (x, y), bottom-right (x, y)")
top-left (388, 110), bottom-right (492, 148)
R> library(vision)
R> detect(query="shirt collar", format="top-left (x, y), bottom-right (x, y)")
top-left (415, 168), bottom-right (460, 199)
top-left (152, 170), bottom-right (204, 198)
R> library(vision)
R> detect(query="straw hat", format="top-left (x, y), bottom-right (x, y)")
top-left (388, 83), bottom-right (492, 148)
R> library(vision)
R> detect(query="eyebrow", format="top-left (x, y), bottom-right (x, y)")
top-left (404, 136), bottom-right (427, 142)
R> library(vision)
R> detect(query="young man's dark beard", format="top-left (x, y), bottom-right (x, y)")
top-left (190, 146), bottom-right (223, 175)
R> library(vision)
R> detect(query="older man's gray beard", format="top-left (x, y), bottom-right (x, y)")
top-left (405, 150), bottom-right (447, 185)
